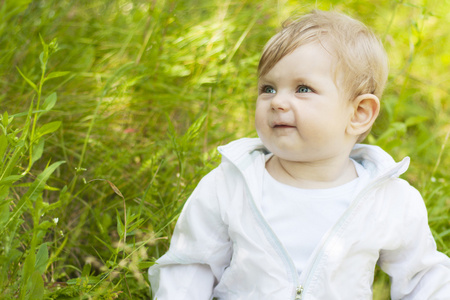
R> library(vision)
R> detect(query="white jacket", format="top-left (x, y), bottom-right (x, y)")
top-left (148, 138), bottom-right (450, 299)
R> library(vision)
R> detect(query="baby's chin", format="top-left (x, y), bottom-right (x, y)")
top-left (263, 144), bottom-right (330, 164)
top-left (262, 145), bottom-right (303, 163)
top-left (257, 135), bottom-right (314, 162)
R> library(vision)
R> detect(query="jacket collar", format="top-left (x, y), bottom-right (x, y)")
top-left (217, 138), bottom-right (268, 170)
top-left (351, 144), bottom-right (410, 180)
top-left (218, 138), bottom-right (410, 180)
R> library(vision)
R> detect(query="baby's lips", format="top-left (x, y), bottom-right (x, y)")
top-left (271, 120), bottom-right (295, 128)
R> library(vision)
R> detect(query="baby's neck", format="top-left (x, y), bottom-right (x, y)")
top-left (266, 155), bottom-right (357, 189)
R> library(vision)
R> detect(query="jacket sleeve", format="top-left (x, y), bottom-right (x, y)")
top-left (148, 167), bottom-right (232, 300)
top-left (378, 183), bottom-right (450, 300)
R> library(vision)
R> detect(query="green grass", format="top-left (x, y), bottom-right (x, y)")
top-left (0, 0), bottom-right (449, 299)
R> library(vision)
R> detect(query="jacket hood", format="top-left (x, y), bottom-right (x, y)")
top-left (217, 138), bottom-right (410, 180)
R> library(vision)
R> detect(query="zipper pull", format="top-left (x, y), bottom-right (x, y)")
top-left (295, 286), bottom-right (303, 299)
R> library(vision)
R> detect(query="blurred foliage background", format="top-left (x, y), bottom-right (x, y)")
top-left (1, 0), bottom-right (449, 298)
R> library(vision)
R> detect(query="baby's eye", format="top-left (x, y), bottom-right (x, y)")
top-left (296, 85), bottom-right (312, 93)
top-left (261, 85), bottom-right (276, 94)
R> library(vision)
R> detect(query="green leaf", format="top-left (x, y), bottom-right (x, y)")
top-left (2, 111), bottom-right (9, 129)
top-left (82, 263), bottom-right (91, 277)
top-left (2, 143), bottom-right (26, 179)
top-left (0, 175), bottom-right (24, 186)
top-left (0, 186), bottom-right (8, 203)
top-left (49, 38), bottom-right (59, 53)
top-left (42, 92), bottom-right (57, 112)
top-left (116, 210), bottom-right (124, 239)
top-left (22, 250), bottom-right (36, 294)
top-left (0, 134), bottom-right (8, 165)
top-left (37, 220), bottom-right (55, 231)
top-left (18, 100), bottom-right (34, 142)
top-left (39, 52), bottom-right (47, 71)
top-left (16, 67), bottom-right (38, 92)
top-left (127, 218), bottom-right (145, 233)
top-left (43, 71), bottom-right (70, 83)
top-left (29, 270), bottom-right (44, 300)
top-left (35, 121), bottom-right (61, 139)
top-left (138, 261), bottom-right (155, 269)
top-left (0, 201), bottom-right (10, 226)
top-left (38, 34), bottom-right (49, 71)
top-left (39, 33), bottom-right (47, 48)
top-left (10, 161), bottom-right (65, 222)
top-left (42, 200), bottom-right (61, 214)
top-left (35, 244), bottom-right (48, 274)
top-left (31, 139), bottom-right (45, 165)
top-left (24, 161), bottom-right (65, 202)
top-left (12, 182), bottom-right (61, 191)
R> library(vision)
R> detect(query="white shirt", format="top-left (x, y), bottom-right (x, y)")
top-left (262, 160), bottom-right (368, 276)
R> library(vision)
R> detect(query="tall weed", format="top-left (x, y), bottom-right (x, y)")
top-left (0, 37), bottom-right (65, 299)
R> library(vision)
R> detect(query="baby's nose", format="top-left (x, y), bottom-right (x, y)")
top-left (271, 94), bottom-right (290, 111)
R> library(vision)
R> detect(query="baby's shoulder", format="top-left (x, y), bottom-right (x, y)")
top-left (381, 177), bottom-right (420, 197)
top-left (194, 162), bottom-right (246, 197)
top-left (377, 177), bottom-right (426, 213)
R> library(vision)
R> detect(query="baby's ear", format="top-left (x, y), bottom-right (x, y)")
top-left (346, 93), bottom-right (380, 137)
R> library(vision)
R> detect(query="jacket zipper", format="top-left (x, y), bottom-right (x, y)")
top-left (295, 286), bottom-right (303, 299)
top-left (244, 183), bottom-right (301, 299)
top-left (232, 155), bottom-right (301, 299)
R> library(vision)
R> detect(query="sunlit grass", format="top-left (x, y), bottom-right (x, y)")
top-left (0, 0), bottom-right (448, 298)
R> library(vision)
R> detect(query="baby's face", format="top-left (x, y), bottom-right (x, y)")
top-left (255, 42), bottom-right (356, 164)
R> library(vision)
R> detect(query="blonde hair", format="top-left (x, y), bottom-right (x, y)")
top-left (258, 9), bottom-right (389, 101)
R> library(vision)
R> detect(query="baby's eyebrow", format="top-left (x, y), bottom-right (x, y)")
top-left (258, 73), bottom-right (319, 88)
top-left (291, 76), bottom-right (315, 84)
top-left (257, 77), bottom-right (274, 86)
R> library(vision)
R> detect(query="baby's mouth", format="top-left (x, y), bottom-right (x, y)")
top-left (273, 123), bottom-right (295, 128)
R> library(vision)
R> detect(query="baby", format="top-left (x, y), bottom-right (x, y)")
top-left (149, 9), bottom-right (450, 299)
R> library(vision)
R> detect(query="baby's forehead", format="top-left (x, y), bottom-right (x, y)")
top-left (259, 41), bottom-right (340, 79)
top-left (259, 35), bottom-right (339, 74)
